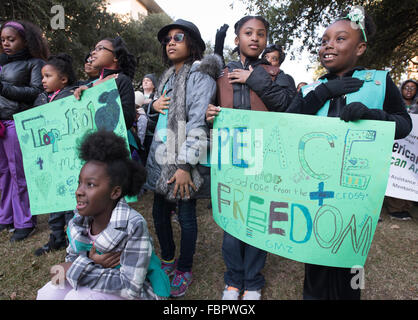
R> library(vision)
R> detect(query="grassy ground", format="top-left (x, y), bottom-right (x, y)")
top-left (0, 192), bottom-right (417, 300)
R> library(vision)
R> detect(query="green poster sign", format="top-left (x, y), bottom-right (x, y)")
top-left (13, 79), bottom-right (129, 215)
top-left (211, 108), bottom-right (395, 268)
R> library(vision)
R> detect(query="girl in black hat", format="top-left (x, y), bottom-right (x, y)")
top-left (144, 19), bottom-right (222, 298)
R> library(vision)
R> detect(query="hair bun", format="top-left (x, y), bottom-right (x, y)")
top-left (78, 130), bottom-right (146, 197)
top-left (48, 53), bottom-right (73, 64)
top-left (78, 130), bottom-right (130, 163)
top-left (56, 53), bottom-right (73, 64)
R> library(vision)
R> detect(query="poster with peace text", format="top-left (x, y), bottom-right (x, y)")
top-left (211, 108), bottom-right (395, 268)
top-left (14, 79), bottom-right (129, 215)
top-left (385, 114), bottom-right (418, 201)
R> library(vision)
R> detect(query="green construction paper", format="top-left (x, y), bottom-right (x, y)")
top-left (211, 108), bottom-right (395, 268)
top-left (13, 79), bottom-right (129, 215)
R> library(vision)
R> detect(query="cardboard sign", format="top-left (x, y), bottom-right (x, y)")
top-left (385, 114), bottom-right (418, 201)
top-left (14, 80), bottom-right (129, 215)
top-left (211, 108), bottom-right (395, 268)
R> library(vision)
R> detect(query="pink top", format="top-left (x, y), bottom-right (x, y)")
top-left (88, 226), bottom-right (100, 242)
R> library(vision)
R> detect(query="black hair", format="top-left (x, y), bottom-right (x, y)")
top-left (78, 130), bottom-right (146, 198)
top-left (46, 53), bottom-right (77, 86)
top-left (161, 29), bottom-right (204, 66)
top-left (338, 11), bottom-right (376, 43)
top-left (261, 43), bottom-right (286, 65)
top-left (234, 16), bottom-right (270, 36)
top-left (84, 52), bottom-right (92, 63)
top-left (232, 15), bottom-right (270, 55)
top-left (0, 20), bottom-right (49, 60)
top-left (402, 79), bottom-right (417, 90)
top-left (102, 36), bottom-right (137, 79)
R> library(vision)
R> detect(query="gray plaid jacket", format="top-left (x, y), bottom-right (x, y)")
top-left (65, 199), bottom-right (159, 300)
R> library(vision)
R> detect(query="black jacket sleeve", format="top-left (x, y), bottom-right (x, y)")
top-left (1, 59), bottom-right (44, 104)
top-left (246, 66), bottom-right (297, 112)
top-left (286, 90), bottom-right (324, 115)
top-left (115, 74), bottom-right (135, 130)
top-left (287, 74), bottom-right (412, 140)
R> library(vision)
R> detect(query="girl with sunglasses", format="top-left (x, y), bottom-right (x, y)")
top-left (144, 19), bottom-right (222, 298)
top-left (74, 36), bottom-right (136, 130)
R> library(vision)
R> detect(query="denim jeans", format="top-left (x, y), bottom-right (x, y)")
top-left (152, 193), bottom-right (197, 272)
top-left (222, 231), bottom-right (267, 291)
top-left (48, 211), bottom-right (74, 242)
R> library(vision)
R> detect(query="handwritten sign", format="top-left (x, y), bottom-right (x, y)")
top-left (14, 80), bottom-right (128, 215)
top-left (385, 114), bottom-right (418, 201)
top-left (211, 108), bottom-right (395, 268)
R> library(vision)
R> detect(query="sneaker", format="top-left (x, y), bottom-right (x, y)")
top-left (389, 211), bottom-right (412, 221)
top-left (10, 227), bottom-right (35, 242)
top-left (0, 223), bottom-right (14, 233)
top-left (222, 285), bottom-right (240, 300)
top-left (242, 289), bottom-right (262, 300)
top-left (34, 234), bottom-right (68, 256)
top-left (170, 270), bottom-right (193, 297)
top-left (161, 259), bottom-right (177, 276)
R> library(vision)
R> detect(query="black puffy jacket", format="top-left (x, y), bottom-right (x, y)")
top-left (226, 58), bottom-right (296, 112)
top-left (0, 51), bottom-right (45, 119)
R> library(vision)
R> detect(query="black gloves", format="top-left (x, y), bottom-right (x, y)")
top-left (340, 102), bottom-right (387, 122)
top-left (214, 24), bottom-right (229, 57)
top-left (314, 78), bottom-right (364, 105)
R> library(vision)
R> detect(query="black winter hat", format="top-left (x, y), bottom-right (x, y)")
top-left (157, 19), bottom-right (206, 52)
top-left (143, 73), bottom-right (157, 87)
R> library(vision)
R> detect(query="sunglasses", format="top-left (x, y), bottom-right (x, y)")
top-left (162, 33), bottom-right (185, 45)
top-left (92, 45), bottom-right (114, 54)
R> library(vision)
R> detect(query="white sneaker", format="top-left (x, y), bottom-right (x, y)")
top-left (242, 289), bottom-right (261, 300)
top-left (222, 285), bottom-right (240, 300)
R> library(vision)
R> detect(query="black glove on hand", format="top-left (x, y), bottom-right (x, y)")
top-left (214, 24), bottom-right (229, 57)
top-left (340, 102), bottom-right (387, 122)
top-left (314, 78), bottom-right (364, 105)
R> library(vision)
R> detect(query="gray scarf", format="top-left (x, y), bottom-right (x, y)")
top-left (155, 63), bottom-right (204, 201)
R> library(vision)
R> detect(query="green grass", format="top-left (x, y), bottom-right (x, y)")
top-left (0, 192), bottom-right (417, 300)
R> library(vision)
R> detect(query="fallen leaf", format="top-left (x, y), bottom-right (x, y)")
top-left (390, 224), bottom-right (400, 230)
top-left (10, 292), bottom-right (16, 300)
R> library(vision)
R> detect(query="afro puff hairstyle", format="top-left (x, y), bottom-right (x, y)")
top-left (77, 130), bottom-right (146, 198)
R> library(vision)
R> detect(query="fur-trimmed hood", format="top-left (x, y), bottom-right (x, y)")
top-left (191, 53), bottom-right (223, 80)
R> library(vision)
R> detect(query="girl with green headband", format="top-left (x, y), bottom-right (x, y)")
top-left (286, 8), bottom-right (412, 300)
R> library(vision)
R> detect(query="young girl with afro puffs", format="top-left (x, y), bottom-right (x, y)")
top-left (37, 130), bottom-right (169, 300)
